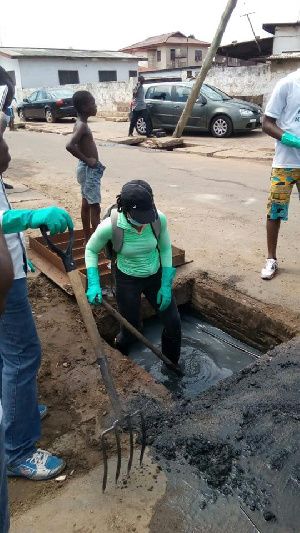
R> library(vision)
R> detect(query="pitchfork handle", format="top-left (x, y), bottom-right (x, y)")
top-left (102, 300), bottom-right (183, 376)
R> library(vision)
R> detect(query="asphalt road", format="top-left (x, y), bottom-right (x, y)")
top-left (4, 128), bottom-right (300, 313)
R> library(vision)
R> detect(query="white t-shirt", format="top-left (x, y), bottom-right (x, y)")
top-left (265, 68), bottom-right (300, 168)
top-left (0, 176), bottom-right (27, 279)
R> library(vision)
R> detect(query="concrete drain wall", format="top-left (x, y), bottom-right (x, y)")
top-left (94, 270), bottom-right (300, 353)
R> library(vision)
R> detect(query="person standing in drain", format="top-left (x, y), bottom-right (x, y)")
top-left (85, 180), bottom-right (181, 364)
top-left (128, 76), bottom-right (153, 138)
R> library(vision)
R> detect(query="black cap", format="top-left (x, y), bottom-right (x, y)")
top-left (120, 180), bottom-right (158, 224)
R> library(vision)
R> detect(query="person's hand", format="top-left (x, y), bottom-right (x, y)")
top-left (157, 267), bottom-right (177, 312)
top-left (30, 207), bottom-right (73, 235)
top-left (86, 266), bottom-right (102, 305)
top-left (157, 286), bottom-right (172, 312)
top-left (281, 132), bottom-right (300, 149)
top-left (85, 157), bottom-right (98, 168)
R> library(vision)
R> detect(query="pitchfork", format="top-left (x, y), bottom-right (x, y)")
top-left (40, 226), bottom-right (146, 492)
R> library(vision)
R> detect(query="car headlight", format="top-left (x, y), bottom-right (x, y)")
top-left (239, 108), bottom-right (254, 117)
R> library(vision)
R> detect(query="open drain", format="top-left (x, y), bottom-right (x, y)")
top-left (129, 311), bottom-right (261, 400)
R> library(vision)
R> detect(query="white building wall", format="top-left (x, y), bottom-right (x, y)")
top-left (272, 26), bottom-right (300, 54)
top-left (16, 57), bottom-right (138, 88)
top-left (0, 57), bottom-right (22, 87)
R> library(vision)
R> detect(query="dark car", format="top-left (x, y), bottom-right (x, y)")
top-left (134, 82), bottom-right (262, 138)
top-left (17, 88), bottom-right (76, 123)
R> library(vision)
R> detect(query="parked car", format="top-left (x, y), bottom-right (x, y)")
top-left (134, 82), bottom-right (262, 138)
top-left (17, 88), bottom-right (76, 123)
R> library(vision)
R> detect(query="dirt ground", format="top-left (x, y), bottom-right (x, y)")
top-left (2, 122), bottom-right (299, 532)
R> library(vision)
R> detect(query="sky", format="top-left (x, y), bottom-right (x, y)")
top-left (0, 0), bottom-right (299, 51)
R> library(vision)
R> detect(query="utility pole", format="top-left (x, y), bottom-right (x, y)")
top-left (241, 11), bottom-right (261, 53)
top-left (173, 0), bottom-right (238, 138)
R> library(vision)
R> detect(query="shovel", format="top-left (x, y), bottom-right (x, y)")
top-left (40, 226), bottom-right (146, 492)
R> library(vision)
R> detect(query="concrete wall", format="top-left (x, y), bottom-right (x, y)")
top-left (0, 56), bottom-right (22, 87)
top-left (273, 26), bottom-right (300, 54)
top-left (16, 80), bottom-right (135, 116)
top-left (0, 56), bottom-right (138, 88)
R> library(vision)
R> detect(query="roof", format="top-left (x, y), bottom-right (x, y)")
top-left (121, 32), bottom-right (210, 52)
top-left (0, 47), bottom-right (138, 60)
top-left (217, 37), bottom-right (273, 61)
top-left (269, 52), bottom-right (300, 60)
top-left (262, 22), bottom-right (300, 35)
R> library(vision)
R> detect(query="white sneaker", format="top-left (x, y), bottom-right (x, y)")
top-left (261, 258), bottom-right (278, 280)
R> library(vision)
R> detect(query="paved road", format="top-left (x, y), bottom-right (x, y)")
top-left (4, 128), bottom-right (300, 313)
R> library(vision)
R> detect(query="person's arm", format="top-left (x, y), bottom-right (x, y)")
top-left (262, 115), bottom-right (284, 141)
top-left (133, 83), bottom-right (141, 99)
top-left (66, 122), bottom-right (97, 168)
top-left (0, 227), bottom-right (13, 315)
top-left (0, 206), bottom-right (73, 235)
top-left (157, 212), bottom-right (172, 267)
top-left (156, 213), bottom-right (176, 312)
top-left (85, 218), bottom-right (113, 305)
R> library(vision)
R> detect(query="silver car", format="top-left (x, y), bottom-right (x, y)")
top-left (135, 82), bottom-right (262, 138)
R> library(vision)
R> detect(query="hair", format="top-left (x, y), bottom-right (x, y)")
top-left (116, 193), bottom-right (128, 215)
top-left (72, 90), bottom-right (93, 113)
top-left (138, 75), bottom-right (145, 83)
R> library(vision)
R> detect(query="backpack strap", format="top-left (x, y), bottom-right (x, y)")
top-left (151, 216), bottom-right (161, 240)
top-left (110, 209), bottom-right (124, 253)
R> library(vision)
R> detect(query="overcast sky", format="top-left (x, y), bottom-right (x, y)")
top-left (0, 0), bottom-right (299, 51)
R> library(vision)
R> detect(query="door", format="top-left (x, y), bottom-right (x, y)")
top-left (34, 90), bottom-right (50, 119)
top-left (173, 86), bottom-right (208, 130)
top-left (145, 85), bottom-right (175, 129)
top-left (24, 91), bottom-right (39, 119)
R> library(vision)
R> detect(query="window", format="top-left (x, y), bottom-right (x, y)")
top-left (129, 70), bottom-right (138, 79)
top-left (170, 49), bottom-right (176, 61)
top-left (7, 71), bottom-right (16, 86)
top-left (195, 50), bottom-right (202, 61)
top-left (157, 50), bottom-right (161, 62)
top-left (36, 91), bottom-right (48, 100)
top-left (58, 70), bottom-right (79, 85)
top-left (186, 70), bottom-right (192, 78)
top-left (99, 70), bottom-right (117, 82)
top-left (28, 92), bottom-right (38, 103)
top-left (174, 86), bottom-right (191, 103)
top-left (146, 85), bottom-right (172, 101)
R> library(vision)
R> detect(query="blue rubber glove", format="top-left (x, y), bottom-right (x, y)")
top-left (157, 267), bottom-right (176, 312)
top-left (86, 266), bottom-right (102, 305)
top-left (1, 207), bottom-right (73, 235)
top-left (281, 132), bottom-right (300, 149)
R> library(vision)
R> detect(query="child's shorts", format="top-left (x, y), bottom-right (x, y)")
top-left (267, 167), bottom-right (300, 221)
top-left (76, 161), bottom-right (106, 205)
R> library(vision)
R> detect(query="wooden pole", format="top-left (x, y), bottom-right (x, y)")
top-left (172, 0), bottom-right (238, 138)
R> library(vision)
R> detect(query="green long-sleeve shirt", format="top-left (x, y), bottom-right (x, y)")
top-left (85, 210), bottom-right (172, 277)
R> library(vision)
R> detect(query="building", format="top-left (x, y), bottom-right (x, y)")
top-left (262, 21), bottom-right (300, 55)
top-left (120, 32), bottom-right (210, 71)
top-left (0, 47), bottom-right (140, 89)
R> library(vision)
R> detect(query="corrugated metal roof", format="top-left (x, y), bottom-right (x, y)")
top-left (0, 47), bottom-right (138, 60)
top-left (121, 31), bottom-right (210, 51)
top-left (269, 52), bottom-right (300, 60)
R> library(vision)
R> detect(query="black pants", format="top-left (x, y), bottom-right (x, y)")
top-left (129, 109), bottom-right (152, 137)
top-left (115, 268), bottom-right (181, 363)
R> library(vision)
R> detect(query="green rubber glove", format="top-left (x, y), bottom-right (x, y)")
top-left (157, 267), bottom-right (176, 312)
top-left (27, 259), bottom-right (35, 273)
top-left (86, 266), bottom-right (102, 305)
top-left (1, 207), bottom-right (73, 235)
top-left (281, 132), bottom-right (300, 149)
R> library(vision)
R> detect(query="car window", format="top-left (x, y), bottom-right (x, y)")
top-left (146, 86), bottom-right (172, 101)
top-left (36, 91), bottom-right (48, 101)
top-left (174, 86), bottom-right (191, 103)
top-left (49, 89), bottom-right (73, 99)
top-left (28, 92), bottom-right (38, 103)
top-left (201, 84), bottom-right (231, 101)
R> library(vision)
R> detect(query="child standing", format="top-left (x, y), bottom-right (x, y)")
top-left (66, 90), bottom-right (105, 243)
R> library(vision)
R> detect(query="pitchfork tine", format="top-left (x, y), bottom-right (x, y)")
top-left (125, 415), bottom-right (134, 477)
top-left (114, 422), bottom-right (122, 484)
top-left (138, 410), bottom-right (147, 465)
top-left (101, 428), bottom-right (109, 493)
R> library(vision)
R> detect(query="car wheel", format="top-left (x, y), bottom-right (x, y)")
top-left (135, 116), bottom-right (147, 135)
top-left (19, 109), bottom-right (26, 122)
top-left (45, 108), bottom-right (55, 123)
top-left (210, 115), bottom-right (233, 138)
